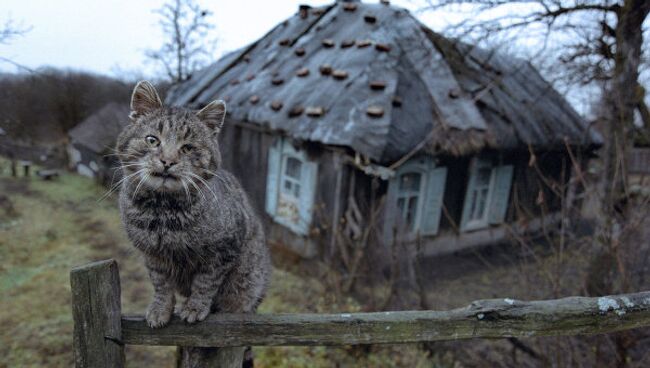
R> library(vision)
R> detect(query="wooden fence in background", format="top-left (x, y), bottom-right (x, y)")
top-left (70, 259), bottom-right (650, 368)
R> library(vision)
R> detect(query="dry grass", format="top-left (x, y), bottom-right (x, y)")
top-left (0, 161), bottom-right (443, 367)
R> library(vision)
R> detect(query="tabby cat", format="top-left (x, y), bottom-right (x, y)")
top-left (116, 81), bottom-right (270, 331)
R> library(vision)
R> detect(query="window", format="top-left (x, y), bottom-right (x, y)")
top-left (396, 172), bottom-right (423, 231)
top-left (460, 157), bottom-right (514, 232)
top-left (265, 138), bottom-right (318, 235)
top-left (277, 155), bottom-right (303, 223)
top-left (465, 165), bottom-right (494, 227)
top-left (385, 157), bottom-right (447, 238)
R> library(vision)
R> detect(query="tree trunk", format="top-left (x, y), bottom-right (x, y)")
top-left (595, 2), bottom-right (650, 365)
top-left (596, 0), bottom-right (650, 290)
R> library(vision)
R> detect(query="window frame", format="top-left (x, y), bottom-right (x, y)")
top-left (265, 138), bottom-right (318, 236)
top-left (462, 158), bottom-right (497, 231)
top-left (280, 154), bottom-right (303, 201)
top-left (275, 152), bottom-right (305, 226)
top-left (395, 170), bottom-right (425, 233)
top-left (460, 156), bottom-right (513, 232)
top-left (384, 156), bottom-right (447, 238)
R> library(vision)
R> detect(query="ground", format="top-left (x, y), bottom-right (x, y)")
top-left (4, 159), bottom-right (645, 367)
top-left (0, 161), bottom-right (438, 368)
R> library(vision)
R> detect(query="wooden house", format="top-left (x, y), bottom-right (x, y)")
top-left (67, 103), bottom-right (130, 185)
top-left (166, 0), bottom-right (601, 260)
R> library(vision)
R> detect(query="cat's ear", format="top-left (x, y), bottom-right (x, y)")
top-left (130, 81), bottom-right (163, 121)
top-left (197, 100), bottom-right (226, 134)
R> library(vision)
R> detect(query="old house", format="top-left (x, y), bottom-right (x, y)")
top-left (67, 102), bottom-right (130, 185)
top-left (167, 0), bottom-right (601, 260)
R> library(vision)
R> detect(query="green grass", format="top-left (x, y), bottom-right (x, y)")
top-left (0, 163), bottom-right (439, 367)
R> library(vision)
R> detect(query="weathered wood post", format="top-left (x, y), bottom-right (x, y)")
top-left (20, 160), bottom-right (31, 177)
top-left (70, 259), bottom-right (125, 368)
top-left (10, 158), bottom-right (17, 177)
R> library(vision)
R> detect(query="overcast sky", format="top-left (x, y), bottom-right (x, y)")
top-left (0, 0), bottom-right (450, 78)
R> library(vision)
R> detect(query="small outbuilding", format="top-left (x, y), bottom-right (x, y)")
top-left (67, 103), bottom-right (130, 185)
top-left (167, 0), bottom-right (601, 261)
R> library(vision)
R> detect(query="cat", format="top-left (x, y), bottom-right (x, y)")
top-left (116, 81), bottom-right (271, 331)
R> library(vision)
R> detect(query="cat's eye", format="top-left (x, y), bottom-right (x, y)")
top-left (145, 135), bottom-right (160, 147)
top-left (181, 144), bottom-right (194, 154)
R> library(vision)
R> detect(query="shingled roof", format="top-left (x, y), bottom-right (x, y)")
top-left (68, 102), bottom-right (130, 154)
top-left (166, 0), bottom-right (601, 164)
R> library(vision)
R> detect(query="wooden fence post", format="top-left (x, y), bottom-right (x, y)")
top-left (70, 259), bottom-right (125, 368)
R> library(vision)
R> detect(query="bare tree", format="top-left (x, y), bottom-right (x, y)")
top-left (0, 17), bottom-right (30, 45)
top-left (0, 17), bottom-right (32, 71)
top-left (422, 0), bottom-right (649, 284)
top-left (416, 2), bottom-right (650, 365)
top-left (146, 0), bottom-right (217, 84)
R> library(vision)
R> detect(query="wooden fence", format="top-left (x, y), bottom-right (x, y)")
top-left (71, 259), bottom-right (650, 368)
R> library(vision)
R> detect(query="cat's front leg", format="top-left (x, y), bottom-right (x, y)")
top-left (145, 267), bottom-right (176, 328)
top-left (179, 268), bottom-right (224, 323)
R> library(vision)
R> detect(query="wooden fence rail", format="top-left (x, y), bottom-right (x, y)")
top-left (71, 259), bottom-right (650, 368)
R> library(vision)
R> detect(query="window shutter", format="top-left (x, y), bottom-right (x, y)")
top-left (265, 138), bottom-right (282, 217)
top-left (297, 160), bottom-right (318, 236)
top-left (488, 165), bottom-right (513, 225)
top-left (420, 167), bottom-right (447, 236)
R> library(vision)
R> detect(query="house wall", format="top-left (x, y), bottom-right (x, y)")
top-left (68, 142), bottom-right (122, 187)
top-left (218, 119), bottom-right (349, 259)
top-left (219, 119), bottom-right (576, 262)
top-left (410, 149), bottom-right (572, 257)
top-left (68, 143), bottom-right (99, 178)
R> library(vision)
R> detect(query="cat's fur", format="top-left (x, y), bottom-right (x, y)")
top-left (116, 81), bottom-right (270, 330)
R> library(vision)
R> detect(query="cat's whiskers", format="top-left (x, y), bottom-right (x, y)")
top-left (187, 172), bottom-right (219, 202)
top-left (180, 177), bottom-right (191, 203)
top-left (183, 174), bottom-right (206, 202)
top-left (199, 168), bottom-right (234, 191)
top-left (105, 161), bottom-right (146, 189)
top-left (112, 162), bottom-right (145, 171)
top-left (98, 168), bottom-right (147, 202)
top-left (132, 171), bottom-right (150, 200)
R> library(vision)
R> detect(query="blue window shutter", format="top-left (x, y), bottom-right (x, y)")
top-left (421, 167), bottom-right (447, 236)
top-left (297, 160), bottom-right (318, 235)
top-left (265, 138), bottom-right (282, 216)
top-left (489, 165), bottom-right (514, 225)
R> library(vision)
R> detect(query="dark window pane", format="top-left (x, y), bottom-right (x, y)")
top-left (476, 188), bottom-right (488, 218)
top-left (476, 167), bottom-right (492, 186)
top-left (399, 172), bottom-right (421, 192)
top-left (469, 191), bottom-right (478, 219)
top-left (406, 196), bottom-right (418, 230)
top-left (285, 157), bottom-right (302, 179)
top-left (283, 180), bottom-right (292, 193)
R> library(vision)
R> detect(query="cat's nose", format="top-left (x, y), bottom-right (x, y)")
top-left (160, 159), bottom-right (177, 170)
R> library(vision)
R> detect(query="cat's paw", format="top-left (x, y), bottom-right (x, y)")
top-left (146, 300), bottom-right (174, 328)
top-left (179, 298), bottom-right (211, 324)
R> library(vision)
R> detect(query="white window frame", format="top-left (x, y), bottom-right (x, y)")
top-left (276, 152), bottom-right (305, 227)
top-left (265, 138), bottom-right (318, 236)
top-left (462, 158), bottom-right (497, 231)
top-left (460, 156), bottom-right (513, 232)
top-left (384, 156), bottom-right (447, 238)
top-left (395, 170), bottom-right (426, 233)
